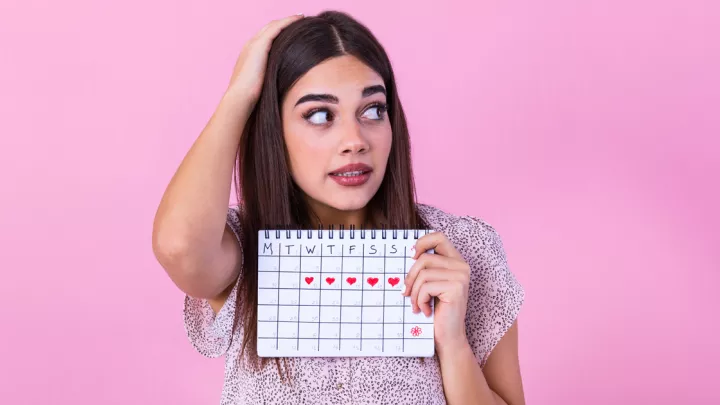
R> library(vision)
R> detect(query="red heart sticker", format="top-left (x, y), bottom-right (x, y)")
top-left (388, 277), bottom-right (400, 287)
top-left (346, 277), bottom-right (357, 285)
top-left (304, 277), bottom-right (314, 285)
top-left (325, 277), bottom-right (335, 285)
top-left (367, 277), bottom-right (379, 287)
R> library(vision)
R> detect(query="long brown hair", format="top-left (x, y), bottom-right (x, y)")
top-left (233, 10), bottom-right (425, 377)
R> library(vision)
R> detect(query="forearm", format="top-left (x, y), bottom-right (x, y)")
top-left (438, 341), bottom-right (506, 405)
top-left (153, 92), bottom-right (251, 267)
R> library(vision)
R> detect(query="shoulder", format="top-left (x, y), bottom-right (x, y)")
top-left (416, 202), bottom-right (515, 277)
top-left (416, 202), bottom-right (501, 250)
top-left (416, 202), bottom-right (512, 284)
top-left (416, 203), bottom-right (525, 366)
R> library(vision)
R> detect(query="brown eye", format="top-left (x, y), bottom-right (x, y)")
top-left (362, 103), bottom-right (388, 120)
top-left (303, 109), bottom-right (334, 125)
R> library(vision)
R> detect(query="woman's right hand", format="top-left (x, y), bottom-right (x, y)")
top-left (225, 14), bottom-right (304, 106)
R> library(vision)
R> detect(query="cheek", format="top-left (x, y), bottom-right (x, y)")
top-left (374, 127), bottom-right (393, 161)
top-left (283, 126), bottom-right (327, 180)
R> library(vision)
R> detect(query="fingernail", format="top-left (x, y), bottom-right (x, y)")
top-left (401, 285), bottom-right (407, 295)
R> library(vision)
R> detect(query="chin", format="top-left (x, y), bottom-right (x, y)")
top-left (308, 185), bottom-right (380, 214)
top-left (328, 200), bottom-right (371, 212)
top-left (299, 174), bottom-right (385, 216)
top-left (323, 193), bottom-right (374, 212)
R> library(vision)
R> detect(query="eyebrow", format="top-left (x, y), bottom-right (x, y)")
top-left (294, 85), bottom-right (387, 107)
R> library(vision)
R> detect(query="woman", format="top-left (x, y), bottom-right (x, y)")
top-left (153, 10), bottom-right (526, 405)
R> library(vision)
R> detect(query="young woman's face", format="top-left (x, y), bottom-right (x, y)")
top-left (281, 55), bottom-right (392, 218)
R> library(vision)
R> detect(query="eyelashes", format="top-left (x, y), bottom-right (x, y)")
top-left (301, 107), bottom-right (334, 123)
top-left (367, 102), bottom-right (389, 116)
top-left (301, 102), bottom-right (389, 125)
top-left (371, 102), bottom-right (389, 117)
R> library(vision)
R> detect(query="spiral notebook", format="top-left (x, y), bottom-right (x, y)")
top-left (256, 228), bottom-right (435, 357)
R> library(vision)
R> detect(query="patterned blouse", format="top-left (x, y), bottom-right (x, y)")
top-left (183, 203), bottom-right (525, 404)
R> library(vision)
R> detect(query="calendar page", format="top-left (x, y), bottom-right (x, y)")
top-left (256, 228), bottom-right (435, 357)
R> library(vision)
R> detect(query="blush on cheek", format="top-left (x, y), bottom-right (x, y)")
top-left (290, 153), bottom-right (331, 193)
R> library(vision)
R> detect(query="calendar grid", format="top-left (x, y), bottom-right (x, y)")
top-left (256, 231), bottom-right (434, 357)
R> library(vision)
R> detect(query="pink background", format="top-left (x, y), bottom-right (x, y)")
top-left (1, 1), bottom-right (718, 404)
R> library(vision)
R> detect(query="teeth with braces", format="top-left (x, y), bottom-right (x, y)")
top-left (333, 171), bottom-right (365, 177)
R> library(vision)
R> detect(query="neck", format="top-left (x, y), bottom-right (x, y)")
top-left (306, 199), bottom-right (369, 229)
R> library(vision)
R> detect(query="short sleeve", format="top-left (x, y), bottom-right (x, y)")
top-left (182, 205), bottom-right (244, 358)
top-left (451, 215), bottom-right (525, 368)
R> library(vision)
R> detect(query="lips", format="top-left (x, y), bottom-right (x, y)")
top-left (328, 163), bottom-right (373, 187)
top-left (329, 163), bottom-right (372, 176)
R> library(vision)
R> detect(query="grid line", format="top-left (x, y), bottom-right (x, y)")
top-left (259, 320), bottom-right (433, 325)
top-left (259, 337), bottom-right (433, 340)
top-left (403, 246), bottom-right (406, 352)
top-left (296, 244), bottom-right (301, 348)
top-left (260, 287), bottom-right (404, 291)
top-left (360, 244), bottom-right (364, 350)
top-left (338, 244), bottom-right (343, 349)
top-left (259, 254), bottom-right (407, 259)
top-left (382, 244), bottom-right (386, 352)
top-left (276, 243), bottom-right (281, 349)
top-left (259, 304), bottom-right (406, 307)
top-left (317, 243), bottom-right (322, 349)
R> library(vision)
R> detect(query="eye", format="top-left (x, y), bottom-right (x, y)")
top-left (362, 102), bottom-right (388, 120)
top-left (302, 108), bottom-right (334, 125)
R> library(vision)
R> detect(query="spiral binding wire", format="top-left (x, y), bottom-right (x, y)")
top-left (263, 224), bottom-right (428, 239)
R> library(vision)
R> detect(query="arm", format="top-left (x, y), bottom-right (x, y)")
top-left (152, 15), bottom-right (304, 309)
top-left (152, 92), bottom-right (250, 301)
top-left (437, 320), bottom-right (525, 405)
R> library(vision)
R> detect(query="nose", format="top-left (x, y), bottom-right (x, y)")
top-left (339, 121), bottom-right (369, 155)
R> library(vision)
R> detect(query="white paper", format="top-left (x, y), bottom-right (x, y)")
top-left (256, 229), bottom-right (435, 357)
